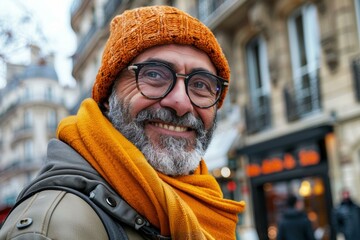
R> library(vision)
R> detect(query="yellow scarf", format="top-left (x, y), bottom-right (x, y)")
top-left (57, 98), bottom-right (245, 239)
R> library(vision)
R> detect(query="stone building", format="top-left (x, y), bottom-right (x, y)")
top-left (0, 46), bottom-right (77, 223)
top-left (226, 0), bottom-right (360, 239)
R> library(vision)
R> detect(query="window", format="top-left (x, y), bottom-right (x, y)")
top-left (288, 4), bottom-right (321, 116)
top-left (245, 36), bottom-right (271, 133)
top-left (45, 86), bottom-right (53, 101)
top-left (47, 110), bottom-right (57, 131)
top-left (25, 87), bottom-right (32, 101)
top-left (198, 0), bottom-right (227, 21)
top-left (355, 0), bottom-right (360, 41)
top-left (24, 109), bottom-right (33, 129)
top-left (24, 139), bottom-right (33, 161)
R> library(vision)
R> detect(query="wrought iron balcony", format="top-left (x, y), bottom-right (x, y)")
top-left (283, 70), bottom-right (322, 122)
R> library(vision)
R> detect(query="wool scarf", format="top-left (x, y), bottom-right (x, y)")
top-left (57, 98), bottom-right (245, 239)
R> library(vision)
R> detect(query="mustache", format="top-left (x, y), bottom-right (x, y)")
top-left (135, 108), bottom-right (204, 131)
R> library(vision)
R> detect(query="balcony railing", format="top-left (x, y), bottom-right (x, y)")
top-left (0, 158), bottom-right (41, 179)
top-left (244, 95), bottom-right (272, 134)
top-left (14, 125), bottom-right (33, 136)
top-left (0, 94), bottom-right (64, 120)
top-left (283, 70), bottom-right (322, 122)
top-left (12, 125), bottom-right (33, 145)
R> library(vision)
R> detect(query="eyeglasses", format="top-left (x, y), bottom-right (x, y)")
top-left (127, 62), bottom-right (228, 108)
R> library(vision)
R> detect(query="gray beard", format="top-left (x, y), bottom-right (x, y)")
top-left (105, 90), bottom-right (216, 176)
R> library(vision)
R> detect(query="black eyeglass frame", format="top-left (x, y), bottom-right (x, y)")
top-left (127, 61), bottom-right (229, 109)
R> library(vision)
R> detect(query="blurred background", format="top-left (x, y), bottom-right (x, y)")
top-left (1, 0), bottom-right (360, 239)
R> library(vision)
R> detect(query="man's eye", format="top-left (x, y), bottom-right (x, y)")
top-left (193, 81), bottom-right (207, 89)
top-left (145, 71), bottom-right (162, 79)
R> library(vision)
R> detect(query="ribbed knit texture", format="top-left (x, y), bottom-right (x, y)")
top-left (57, 99), bottom-right (245, 239)
top-left (93, 6), bottom-right (230, 108)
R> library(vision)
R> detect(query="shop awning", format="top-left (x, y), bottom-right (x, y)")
top-left (204, 107), bottom-right (241, 171)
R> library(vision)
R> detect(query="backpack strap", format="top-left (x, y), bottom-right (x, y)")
top-left (89, 184), bottom-right (171, 240)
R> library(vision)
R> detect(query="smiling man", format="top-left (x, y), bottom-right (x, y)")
top-left (0, 6), bottom-right (245, 240)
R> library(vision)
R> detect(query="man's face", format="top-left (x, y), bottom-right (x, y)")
top-left (106, 44), bottom-right (218, 176)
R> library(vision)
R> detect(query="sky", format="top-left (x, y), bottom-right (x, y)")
top-left (0, 0), bottom-right (77, 87)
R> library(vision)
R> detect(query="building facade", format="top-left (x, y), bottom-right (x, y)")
top-left (0, 46), bottom-right (77, 223)
top-left (217, 0), bottom-right (360, 240)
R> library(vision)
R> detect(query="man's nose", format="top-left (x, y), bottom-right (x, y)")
top-left (159, 78), bottom-right (193, 117)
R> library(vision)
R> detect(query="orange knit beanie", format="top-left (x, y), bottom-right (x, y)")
top-left (93, 5), bottom-right (230, 108)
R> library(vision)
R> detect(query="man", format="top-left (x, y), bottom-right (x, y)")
top-left (333, 189), bottom-right (360, 240)
top-left (277, 194), bottom-right (315, 240)
top-left (0, 5), bottom-right (245, 240)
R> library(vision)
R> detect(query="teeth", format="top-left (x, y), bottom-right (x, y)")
top-left (153, 122), bottom-right (188, 132)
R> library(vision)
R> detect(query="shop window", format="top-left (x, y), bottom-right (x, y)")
top-left (263, 177), bottom-right (329, 240)
top-left (245, 36), bottom-right (272, 134)
top-left (285, 4), bottom-right (321, 121)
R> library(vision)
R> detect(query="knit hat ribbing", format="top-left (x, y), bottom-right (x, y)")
top-left (93, 5), bottom-right (230, 108)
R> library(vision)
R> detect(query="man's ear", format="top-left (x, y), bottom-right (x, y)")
top-left (99, 100), bottom-right (110, 114)
top-left (104, 101), bottom-right (110, 110)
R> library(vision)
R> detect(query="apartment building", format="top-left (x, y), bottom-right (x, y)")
top-left (0, 46), bottom-right (78, 223)
top-left (225, 0), bottom-right (360, 239)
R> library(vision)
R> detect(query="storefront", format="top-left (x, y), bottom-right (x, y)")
top-left (237, 125), bottom-right (336, 240)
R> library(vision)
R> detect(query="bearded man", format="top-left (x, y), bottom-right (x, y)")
top-left (0, 5), bottom-right (245, 240)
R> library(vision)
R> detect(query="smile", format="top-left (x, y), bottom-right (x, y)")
top-left (151, 122), bottom-right (189, 132)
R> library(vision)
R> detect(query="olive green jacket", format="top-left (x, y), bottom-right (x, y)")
top-left (0, 139), bottom-right (163, 240)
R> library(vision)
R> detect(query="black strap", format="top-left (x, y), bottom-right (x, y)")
top-left (89, 184), bottom-right (171, 240)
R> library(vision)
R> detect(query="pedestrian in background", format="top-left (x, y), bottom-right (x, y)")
top-left (333, 189), bottom-right (360, 240)
top-left (277, 194), bottom-right (315, 240)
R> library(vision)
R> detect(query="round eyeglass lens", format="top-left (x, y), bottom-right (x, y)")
top-left (137, 64), bottom-right (174, 98)
top-left (187, 73), bottom-right (221, 107)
